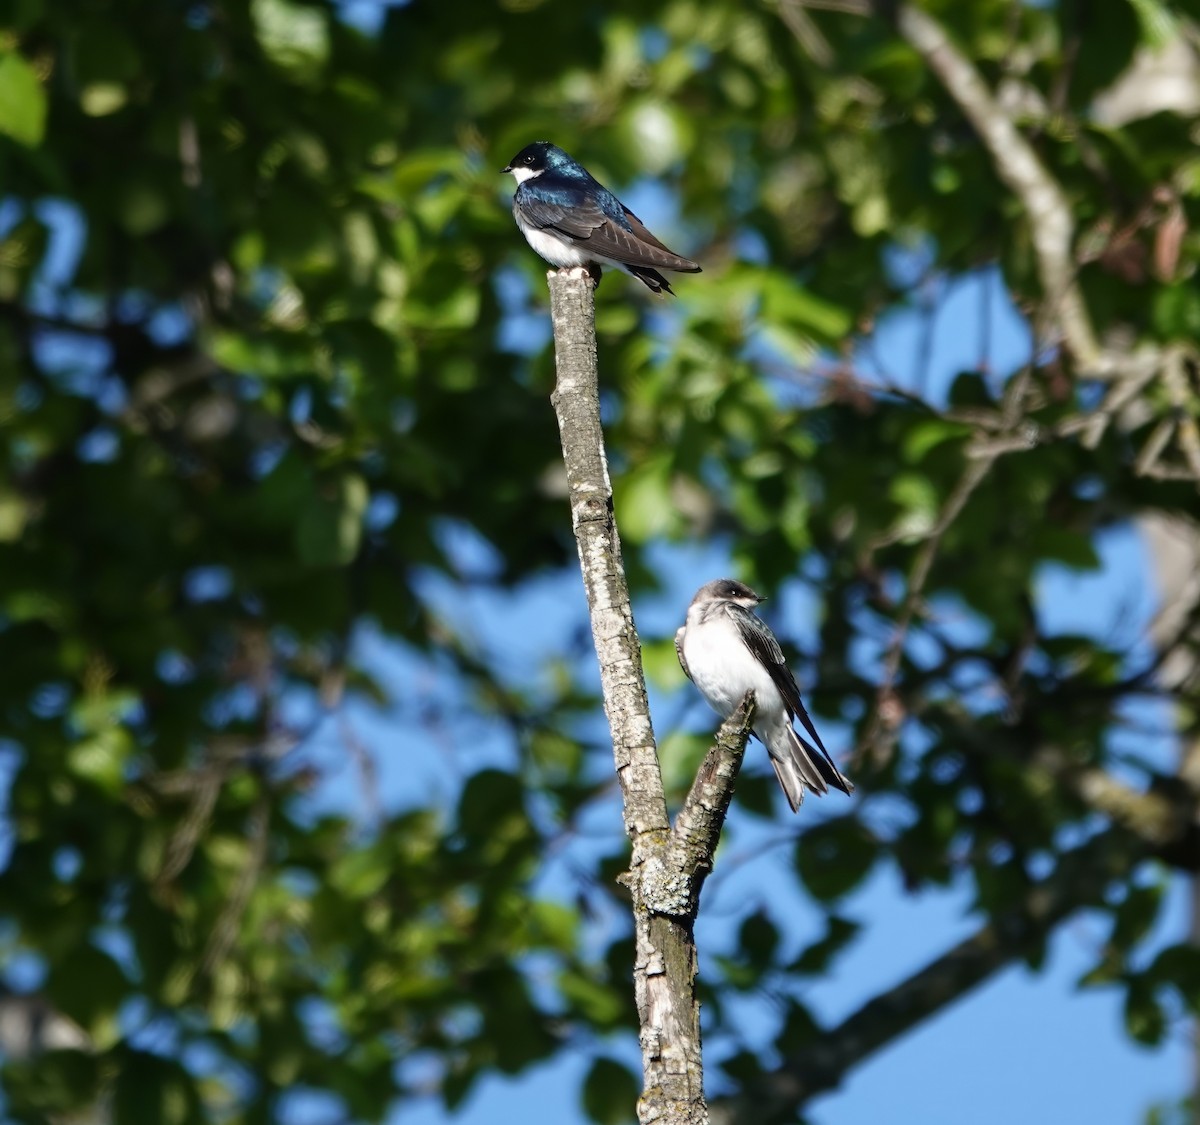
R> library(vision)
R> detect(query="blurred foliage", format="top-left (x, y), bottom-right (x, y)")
top-left (0, 0), bottom-right (1198, 1122)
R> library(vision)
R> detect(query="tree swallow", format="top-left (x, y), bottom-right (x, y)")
top-left (502, 141), bottom-right (702, 295)
top-left (675, 579), bottom-right (854, 813)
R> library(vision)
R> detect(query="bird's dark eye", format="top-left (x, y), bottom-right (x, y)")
top-left (524, 155), bottom-right (534, 164)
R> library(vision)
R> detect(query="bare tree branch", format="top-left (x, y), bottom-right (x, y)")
top-left (863, 451), bottom-right (995, 763)
top-left (547, 268), bottom-right (755, 1125)
top-left (548, 269), bottom-right (668, 844)
top-left (894, 5), bottom-right (1100, 371)
top-left (665, 692), bottom-right (757, 908)
top-left (198, 793), bottom-right (271, 980)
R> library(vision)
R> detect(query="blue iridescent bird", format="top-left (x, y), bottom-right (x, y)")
top-left (502, 141), bottom-right (701, 295)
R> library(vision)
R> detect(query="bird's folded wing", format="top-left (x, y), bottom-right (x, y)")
top-left (729, 606), bottom-right (832, 759)
top-left (519, 194), bottom-right (700, 272)
top-left (619, 207), bottom-right (702, 271)
top-left (674, 627), bottom-right (693, 682)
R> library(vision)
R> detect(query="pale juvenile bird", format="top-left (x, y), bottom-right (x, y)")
top-left (675, 578), bottom-right (853, 812)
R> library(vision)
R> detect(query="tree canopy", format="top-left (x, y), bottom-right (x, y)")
top-left (1, 0), bottom-right (1198, 1122)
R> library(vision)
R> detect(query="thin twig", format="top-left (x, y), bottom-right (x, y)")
top-left (199, 794), bottom-right (271, 980)
top-left (866, 452), bottom-right (996, 760)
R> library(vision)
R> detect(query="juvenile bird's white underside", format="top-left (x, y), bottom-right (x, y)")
top-left (677, 614), bottom-right (786, 726)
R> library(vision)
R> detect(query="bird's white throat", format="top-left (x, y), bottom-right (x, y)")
top-left (509, 166), bottom-right (543, 184)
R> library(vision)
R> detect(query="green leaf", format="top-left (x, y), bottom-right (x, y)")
top-left (888, 472), bottom-right (938, 541)
top-left (721, 1047), bottom-right (765, 1085)
top-left (738, 908), bottom-right (779, 969)
top-left (528, 728), bottom-right (583, 782)
top-left (1036, 526), bottom-right (1101, 571)
top-left (595, 302), bottom-right (639, 335)
top-left (790, 914), bottom-right (860, 975)
top-left (1128, 0), bottom-right (1178, 47)
top-left (4, 1050), bottom-right (101, 1115)
top-left (329, 844), bottom-right (391, 899)
top-left (618, 100), bottom-right (694, 174)
top-left (795, 817), bottom-right (879, 902)
top-left (442, 1061), bottom-right (480, 1111)
top-left (734, 772), bottom-right (777, 818)
top-left (67, 729), bottom-right (132, 795)
top-left (657, 729), bottom-right (710, 793)
top-left (582, 1056), bottom-right (639, 1125)
top-left (1124, 974), bottom-right (1167, 1046)
top-left (403, 273), bottom-right (481, 329)
top-left (0, 51), bottom-right (47, 146)
top-left (71, 688), bottom-right (140, 734)
top-left (756, 321), bottom-right (817, 366)
top-left (1152, 283), bottom-right (1200, 339)
top-left (45, 945), bottom-right (128, 1047)
top-left (251, 0), bottom-right (329, 72)
top-left (902, 418), bottom-right (971, 463)
top-left (1062, 0), bottom-right (1139, 102)
top-left (776, 999), bottom-right (820, 1053)
top-left (1110, 882), bottom-right (1164, 952)
top-left (613, 456), bottom-right (676, 543)
top-left (1021, 931), bottom-right (1050, 972)
top-left (80, 82), bottom-right (127, 116)
top-left (295, 474), bottom-right (369, 568)
top-left (759, 274), bottom-right (853, 341)
top-left (476, 968), bottom-right (556, 1073)
top-left (643, 635), bottom-right (687, 689)
top-left (113, 1050), bottom-right (203, 1125)
top-left (1147, 943), bottom-right (1200, 1015)
top-left (1078, 950), bottom-right (1124, 990)
top-left (0, 488), bottom-right (28, 540)
top-left (526, 900), bottom-right (578, 949)
top-left (456, 768), bottom-right (525, 842)
top-left (559, 968), bottom-right (626, 1029)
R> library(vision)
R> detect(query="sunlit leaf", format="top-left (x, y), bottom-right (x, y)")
top-left (251, 0), bottom-right (329, 71)
top-left (0, 51), bottom-right (46, 145)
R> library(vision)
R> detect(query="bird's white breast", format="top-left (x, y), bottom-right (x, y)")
top-left (514, 210), bottom-right (589, 268)
top-left (680, 612), bottom-right (784, 721)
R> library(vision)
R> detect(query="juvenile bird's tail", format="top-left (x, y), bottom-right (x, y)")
top-left (769, 727), bottom-right (854, 813)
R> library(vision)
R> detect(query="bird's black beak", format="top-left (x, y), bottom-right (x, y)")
top-left (501, 165), bottom-right (512, 174)
top-left (755, 595), bottom-right (767, 603)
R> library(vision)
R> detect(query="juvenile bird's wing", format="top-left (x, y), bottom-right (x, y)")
top-left (725, 606), bottom-right (814, 731)
top-left (517, 188), bottom-right (700, 272)
top-left (726, 604), bottom-right (851, 795)
top-left (720, 604), bottom-right (854, 791)
top-left (674, 626), bottom-right (693, 682)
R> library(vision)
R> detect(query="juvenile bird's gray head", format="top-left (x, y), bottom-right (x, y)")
top-left (690, 578), bottom-right (763, 609)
